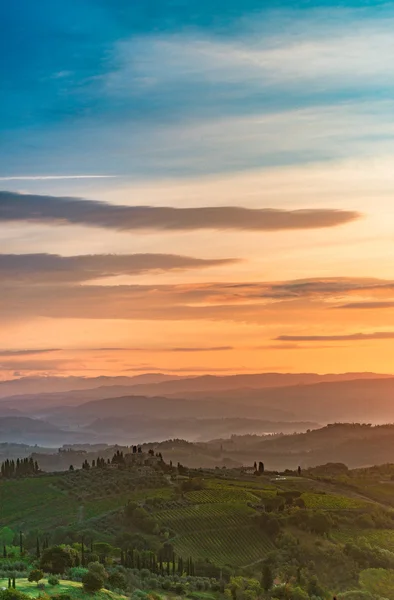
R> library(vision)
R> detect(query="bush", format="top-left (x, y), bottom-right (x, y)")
top-left (87, 562), bottom-right (107, 580)
top-left (28, 569), bottom-right (43, 584)
top-left (68, 567), bottom-right (88, 582)
top-left (47, 576), bottom-right (60, 586)
top-left (108, 571), bottom-right (127, 591)
top-left (0, 591), bottom-right (30, 600)
top-left (82, 571), bottom-right (104, 593)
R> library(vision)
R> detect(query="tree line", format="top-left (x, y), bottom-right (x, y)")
top-left (0, 458), bottom-right (39, 478)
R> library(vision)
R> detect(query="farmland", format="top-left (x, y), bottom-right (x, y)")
top-left (3, 458), bottom-right (394, 598)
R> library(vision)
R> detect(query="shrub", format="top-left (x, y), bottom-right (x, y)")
top-left (28, 569), bottom-right (44, 584)
top-left (0, 591), bottom-right (30, 600)
top-left (68, 567), bottom-right (88, 582)
top-left (87, 562), bottom-right (107, 580)
top-left (108, 571), bottom-right (127, 590)
top-left (82, 571), bottom-right (104, 593)
top-left (47, 576), bottom-right (60, 586)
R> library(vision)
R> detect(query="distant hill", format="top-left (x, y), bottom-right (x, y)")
top-left (88, 371), bottom-right (393, 398)
top-left (0, 373), bottom-right (178, 399)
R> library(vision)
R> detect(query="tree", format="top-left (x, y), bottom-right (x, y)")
top-left (87, 562), bottom-right (107, 581)
top-left (40, 545), bottom-right (76, 574)
top-left (262, 564), bottom-right (273, 592)
top-left (108, 571), bottom-right (127, 590)
top-left (82, 571), bottom-right (104, 593)
top-left (258, 462), bottom-right (265, 474)
top-left (28, 570), bottom-right (44, 585)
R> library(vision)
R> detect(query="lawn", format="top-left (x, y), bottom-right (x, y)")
top-left (0, 579), bottom-right (125, 600)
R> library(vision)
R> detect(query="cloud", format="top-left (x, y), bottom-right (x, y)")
top-left (0, 176), bottom-right (116, 181)
top-left (0, 253), bottom-right (238, 284)
top-left (276, 332), bottom-right (394, 342)
top-left (3, 276), bottom-right (394, 323)
top-left (0, 349), bottom-right (60, 357)
top-left (91, 346), bottom-right (233, 353)
top-left (335, 302), bottom-right (394, 309)
top-left (0, 191), bottom-right (359, 232)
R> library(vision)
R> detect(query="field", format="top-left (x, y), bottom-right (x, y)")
top-left (333, 528), bottom-right (394, 552)
top-left (0, 471), bottom-right (171, 530)
top-left (172, 524), bottom-right (274, 566)
top-left (301, 492), bottom-right (368, 510)
top-left (0, 579), bottom-right (125, 600)
top-left (359, 568), bottom-right (394, 599)
top-left (155, 492), bottom-right (274, 566)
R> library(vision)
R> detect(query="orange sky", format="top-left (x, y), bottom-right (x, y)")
top-left (2, 158), bottom-right (394, 379)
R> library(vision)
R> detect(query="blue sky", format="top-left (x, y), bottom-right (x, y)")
top-left (2, 0), bottom-right (394, 180)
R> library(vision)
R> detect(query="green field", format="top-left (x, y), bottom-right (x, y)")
top-left (185, 488), bottom-right (260, 504)
top-left (301, 492), bottom-right (368, 510)
top-left (172, 525), bottom-right (274, 566)
top-left (359, 568), bottom-right (394, 599)
top-left (0, 579), bottom-right (125, 600)
top-left (334, 528), bottom-right (394, 552)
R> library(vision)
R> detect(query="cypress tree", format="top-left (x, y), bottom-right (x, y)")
top-left (3, 545), bottom-right (6, 558)
top-left (19, 531), bottom-right (23, 555)
top-left (12, 578), bottom-right (15, 589)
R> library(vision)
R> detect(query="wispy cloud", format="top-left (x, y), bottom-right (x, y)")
top-left (0, 176), bottom-right (116, 181)
top-left (276, 332), bottom-right (394, 342)
top-left (335, 302), bottom-right (394, 309)
top-left (0, 349), bottom-right (60, 357)
top-left (0, 192), bottom-right (359, 232)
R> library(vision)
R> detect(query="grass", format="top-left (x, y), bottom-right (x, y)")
top-left (0, 579), bottom-right (126, 600)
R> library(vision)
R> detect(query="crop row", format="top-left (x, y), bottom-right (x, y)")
top-left (173, 525), bottom-right (274, 566)
top-left (185, 488), bottom-right (260, 504)
top-left (155, 503), bottom-right (254, 535)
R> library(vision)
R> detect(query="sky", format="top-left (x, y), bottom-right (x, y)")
top-left (2, 0), bottom-right (394, 378)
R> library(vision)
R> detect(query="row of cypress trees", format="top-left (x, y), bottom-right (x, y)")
top-left (0, 458), bottom-right (39, 478)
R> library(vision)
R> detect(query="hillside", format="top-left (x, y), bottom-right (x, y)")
top-left (3, 456), bottom-right (394, 597)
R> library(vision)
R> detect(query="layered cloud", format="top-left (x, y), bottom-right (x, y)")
top-left (0, 192), bottom-right (359, 232)
top-left (2, 276), bottom-right (394, 322)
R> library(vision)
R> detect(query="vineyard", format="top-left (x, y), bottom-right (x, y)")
top-left (301, 492), bottom-right (368, 510)
top-left (155, 503), bottom-right (255, 534)
top-left (185, 488), bottom-right (260, 504)
top-left (172, 524), bottom-right (274, 566)
top-left (155, 488), bottom-right (274, 566)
